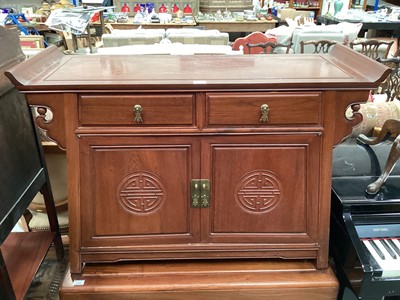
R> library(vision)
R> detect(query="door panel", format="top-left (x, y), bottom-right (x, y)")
top-left (80, 136), bottom-right (200, 247)
top-left (202, 134), bottom-right (320, 244)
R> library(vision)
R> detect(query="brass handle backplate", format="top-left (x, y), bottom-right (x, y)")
top-left (133, 104), bottom-right (143, 123)
top-left (191, 179), bottom-right (210, 208)
top-left (191, 180), bottom-right (200, 208)
top-left (200, 180), bottom-right (210, 208)
top-left (260, 104), bottom-right (269, 123)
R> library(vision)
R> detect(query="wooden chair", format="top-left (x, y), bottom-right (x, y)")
top-left (245, 41), bottom-right (293, 54)
top-left (358, 119), bottom-right (400, 194)
top-left (0, 27), bottom-right (63, 300)
top-left (299, 40), bottom-right (337, 54)
top-left (374, 57), bottom-right (400, 102)
top-left (394, 47), bottom-right (400, 58)
top-left (231, 31), bottom-right (277, 54)
top-left (350, 38), bottom-right (394, 60)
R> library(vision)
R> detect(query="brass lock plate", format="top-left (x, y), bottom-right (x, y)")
top-left (191, 179), bottom-right (210, 208)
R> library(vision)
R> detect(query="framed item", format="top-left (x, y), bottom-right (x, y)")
top-left (19, 35), bottom-right (45, 49)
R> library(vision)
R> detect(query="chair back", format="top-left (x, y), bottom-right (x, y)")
top-left (232, 32), bottom-right (277, 54)
top-left (299, 40), bottom-right (337, 54)
top-left (350, 38), bottom-right (394, 60)
top-left (245, 41), bottom-right (292, 54)
top-left (375, 57), bottom-right (400, 102)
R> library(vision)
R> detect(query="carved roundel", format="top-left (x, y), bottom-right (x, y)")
top-left (235, 170), bottom-right (283, 213)
top-left (117, 171), bottom-right (165, 215)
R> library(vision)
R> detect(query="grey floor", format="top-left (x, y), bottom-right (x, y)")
top-left (25, 246), bottom-right (69, 300)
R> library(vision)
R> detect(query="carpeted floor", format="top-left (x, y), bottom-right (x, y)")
top-left (25, 247), bottom-right (69, 300)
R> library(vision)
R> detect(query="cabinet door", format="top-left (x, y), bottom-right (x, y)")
top-left (201, 134), bottom-right (321, 244)
top-left (80, 136), bottom-right (200, 248)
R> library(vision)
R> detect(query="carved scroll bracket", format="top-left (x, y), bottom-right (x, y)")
top-left (27, 94), bottom-right (66, 150)
top-left (333, 90), bottom-right (369, 146)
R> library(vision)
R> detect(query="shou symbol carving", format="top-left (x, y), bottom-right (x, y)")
top-left (235, 170), bottom-right (283, 213)
top-left (117, 171), bottom-right (165, 215)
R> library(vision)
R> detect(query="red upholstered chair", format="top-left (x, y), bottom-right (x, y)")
top-left (231, 31), bottom-right (278, 54)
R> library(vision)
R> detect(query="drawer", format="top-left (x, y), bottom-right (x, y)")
top-left (79, 94), bottom-right (195, 126)
top-left (207, 92), bottom-right (321, 126)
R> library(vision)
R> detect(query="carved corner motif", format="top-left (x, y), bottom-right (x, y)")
top-left (234, 170), bottom-right (283, 214)
top-left (334, 96), bottom-right (366, 146)
top-left (336, 102), bottom-right (364, 145)
top-left (31, 105), bottom-right (66, 150)
top-left (345, 103), bottom-right (363, 125)
top-left (117, 171), bottom-right (166, 215)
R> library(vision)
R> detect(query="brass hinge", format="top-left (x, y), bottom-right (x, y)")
top-left (191, 179), bottom-right (210, 208)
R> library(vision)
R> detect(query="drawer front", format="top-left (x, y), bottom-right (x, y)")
top-left (79, 94), bottom-right (195, 126)
top-left (207, 92), bottom-right (321, 126)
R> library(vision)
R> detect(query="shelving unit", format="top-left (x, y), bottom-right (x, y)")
top-left (1, 232), bottom-right (56, 300)
top-left (349, 0), bottom-right (368, 10)
top-left (0, 26), bottom-right (63, 300)
top-left (273, 0), bottom-right (322, 16)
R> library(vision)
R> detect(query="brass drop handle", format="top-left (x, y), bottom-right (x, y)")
top-left (133, 104), bottom-right (143, 123)
top-left (260, 104), bottom-right (269, 123)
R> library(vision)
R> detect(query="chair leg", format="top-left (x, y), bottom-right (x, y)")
top-left (41, 183), bottom-right (64, 260)
top-left (366, 134), bottom-right (400, 194)
top-left (358, 119), bottom-right (400, 145)
top-left (357, 119), bottom-right (400, 194)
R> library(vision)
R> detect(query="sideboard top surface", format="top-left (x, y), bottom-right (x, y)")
top-left (5, 44), bottom-right (390, 92)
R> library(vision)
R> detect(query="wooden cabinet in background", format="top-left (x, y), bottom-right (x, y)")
top-left (5, 45), bottom-right (390, 275)
top-left (274, 0), bottom-right (322, 17)
top-left (288, 0), bottom-right (322, 16)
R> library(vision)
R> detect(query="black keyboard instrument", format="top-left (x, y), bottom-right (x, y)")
top-left (330, 140), bottom-right (400, 300)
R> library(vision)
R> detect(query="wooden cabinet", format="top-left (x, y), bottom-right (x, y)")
top-left (349, 0), bottom-right (368, 10)
top-left (79, 120), bottom-right (320, 250)
top-left (290, 0), bottom-right (321, 16)
top-left (5, 45), bottom-right (390, 275)
top-left (78, 91), bottom-right (322, 258)
top-left (275, 0), bottom-right (322, 17)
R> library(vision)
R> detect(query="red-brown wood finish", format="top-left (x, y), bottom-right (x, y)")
top-left (1, 232), bottom-right (56, 300)
top-left (5, 45), bottom-right (391, 275)
top-left (60, 260), bottom-right (338, 300)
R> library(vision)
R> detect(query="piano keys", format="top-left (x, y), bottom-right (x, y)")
top-left (330, 140), bottom-right (400, 299)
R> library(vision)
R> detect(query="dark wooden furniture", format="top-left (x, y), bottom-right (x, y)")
top-left (350, 38), bottom-right (394, 60)
top-left (375, 57), bottom-right (400, 102)
top-left (5, 44), bottom-right (390, 280)
top-left (358, 119), bottom-right (400, 194)
top-left (246, 41), bottom-right (293, 54)
top-left (0, 27), bottom-right (63, 300)
top-left (300, 40), bottom-right (338, 54)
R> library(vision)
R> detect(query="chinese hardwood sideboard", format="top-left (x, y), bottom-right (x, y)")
top-left (5, 45), bottom-right (390, 275)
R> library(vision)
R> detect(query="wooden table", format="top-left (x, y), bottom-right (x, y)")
top-left (195, 18), bottom-right (278, 32)
top-left (5, 45), bottom-right (390, 282)
top-left (318, 15), bottom-right (400, 38)
top-left (108, 21), bottom-right (197, 30)
top-left (108, 19), bottom-right (277, 33)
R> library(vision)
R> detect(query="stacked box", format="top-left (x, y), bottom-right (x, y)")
top-left (113, 0), bottom-right (199, 17)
